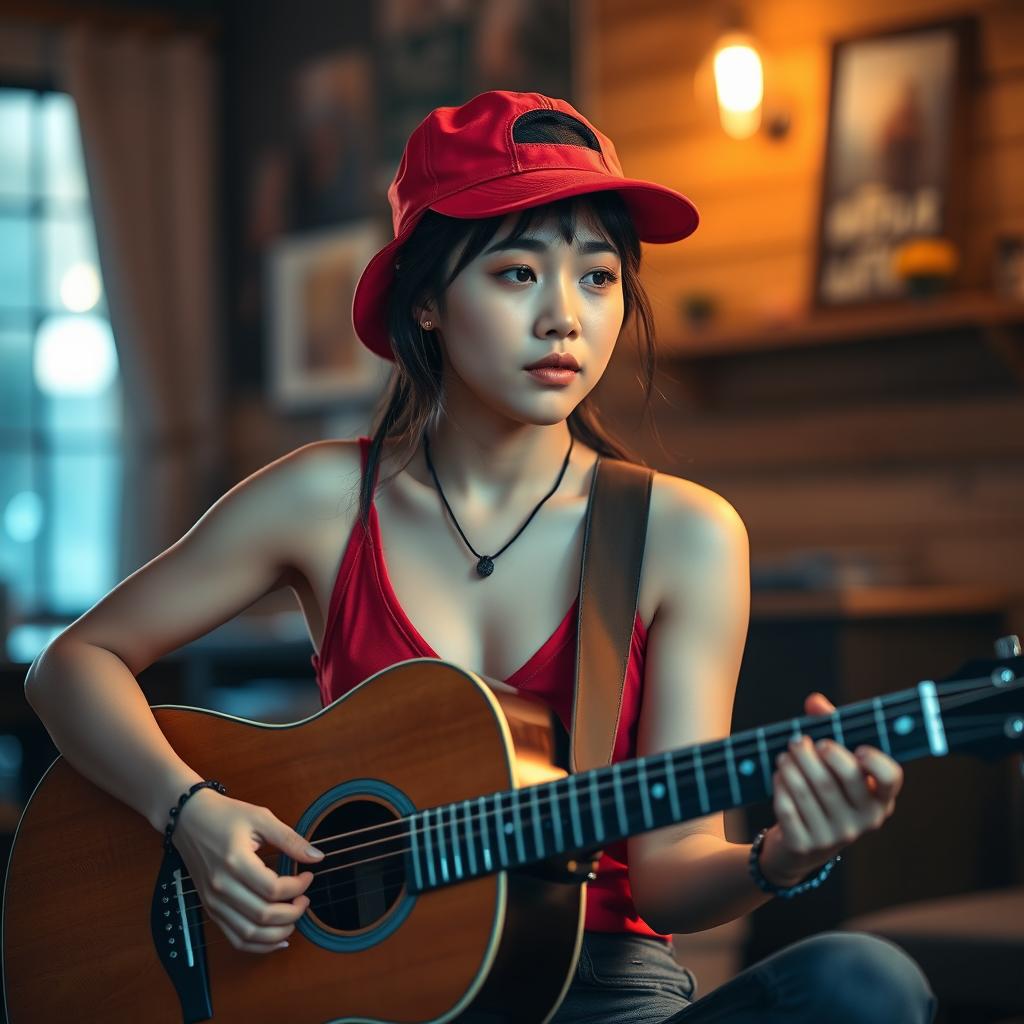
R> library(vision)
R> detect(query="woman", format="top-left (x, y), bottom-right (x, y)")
top-left (25, 90), bottom-right (935, 1023)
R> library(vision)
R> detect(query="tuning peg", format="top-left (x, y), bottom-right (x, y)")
top-left (995, 635), bottom-right (1021, 658)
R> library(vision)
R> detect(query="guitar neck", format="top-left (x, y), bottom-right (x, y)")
top-left (406, 671), bottom-right (1021, 893)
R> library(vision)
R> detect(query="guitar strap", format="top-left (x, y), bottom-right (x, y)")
top-left (569, 455), bottom-right (655, 773)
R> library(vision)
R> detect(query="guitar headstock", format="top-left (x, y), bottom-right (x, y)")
top-left (937, 636), bottom-right (1024, 761)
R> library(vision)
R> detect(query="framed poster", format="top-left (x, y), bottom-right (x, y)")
top-left (813, 18), bottom-right (975, 307)
top-left (266, 220), bottom-right (390, 412)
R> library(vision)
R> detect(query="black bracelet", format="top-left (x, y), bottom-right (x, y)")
top-left (748, 827), bottom-right (840, 900)
top-left (163, 779), bottom-right (228, 852)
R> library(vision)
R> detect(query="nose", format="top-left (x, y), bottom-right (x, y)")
top-left (534, 271), bottom-right (581, 341)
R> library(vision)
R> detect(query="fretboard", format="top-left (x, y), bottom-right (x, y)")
top-left (405, 679), bottom-right (957, 893)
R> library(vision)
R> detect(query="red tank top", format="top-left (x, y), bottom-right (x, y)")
top-left (311, 437), bottom-right (668, 940)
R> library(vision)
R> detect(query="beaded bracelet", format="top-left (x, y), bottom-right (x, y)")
top-left (163, 779), bottom-right (228, 852)
top-left (748, 827), bottom-right (840, 900)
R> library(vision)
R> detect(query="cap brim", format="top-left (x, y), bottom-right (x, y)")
top-left (431, 168), bottom-right (699, 244)
top-left (352, 169), bottom-right (700, 360)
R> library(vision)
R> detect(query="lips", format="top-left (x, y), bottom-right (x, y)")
top-left (524, 353), bottom-right (580, 371)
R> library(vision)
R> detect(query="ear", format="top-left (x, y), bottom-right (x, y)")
top-left (412, 298), bottom-right (439, 328)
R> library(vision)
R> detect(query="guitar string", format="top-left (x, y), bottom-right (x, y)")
top-left (174, 675), bottom-right (1014, 903)
top-left (171, 682), bottom-right (1015, 923)
top-left (177, 672), bottom-right (1009, 887)
top-left (168, 711), bottom-right (1011, 960)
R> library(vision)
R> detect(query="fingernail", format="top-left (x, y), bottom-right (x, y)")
top-left (277, 941), bottom-right (290, 950)
top-left (306, 845), bottom-right (324, 858)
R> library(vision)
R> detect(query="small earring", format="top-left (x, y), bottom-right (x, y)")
top-left (421, 320), bottom-right (433, 330)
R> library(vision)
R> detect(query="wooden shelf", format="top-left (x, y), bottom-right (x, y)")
top-left (666, 291), bottom-right (1024, 358)
top-left (750, 583), bottom-right (1013, 620)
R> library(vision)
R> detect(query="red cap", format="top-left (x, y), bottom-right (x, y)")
top-left (352, 90), bottom-right (700, 361)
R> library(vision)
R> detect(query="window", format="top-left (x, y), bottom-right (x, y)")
top-left (0, 86), bottom-right (121, 660)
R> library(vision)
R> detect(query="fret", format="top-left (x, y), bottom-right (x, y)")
top-left (511, 792), bottom-right (527, 863)
top-left (436, 807), bottom-right (450, 882)
top-left (549, 780), bottom-right (564, 851)
top-left (424, 809), bottom-right (437, 888)
top-left (918, 681), bottom-right (948, 756)
top-left (567, 774), bottom-right (584, 848)
top-left (730, 736), bottom-right (763, 805)
top-left (530, 785), bottom-right (545, 859)
top-left (872, 697), bottom-right (891, 756)
top-left (612, 764), bottom-right (629, 835)
top-left (831, 710), bottom-right (845, 748)
top-left (637, 757), bottom-right (654, 830)
top-left (692, 747), bottom-right (709, 814)
top-left (724, 737), bottom-right (742, 806)
top-left (494, 793), bottom-right (509, 866)
top-left (448, 803), bottom-right (463, 879)
top-left (461, 799), bottom-right (477, 876)
top-left (664, 750), bottom-right (682, 821)
top-left (588, 771), bottom-right (605, 843)
top-left (477, 796), bottom-right (493, 872)
top-left (790, 718), bottom-right (803, 741)
top-left (756, 727), bottom-right (772, 793)
top-left (409, 812), bottom-right (425, 892)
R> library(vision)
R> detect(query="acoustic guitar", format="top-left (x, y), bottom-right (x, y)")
top-left (4, 643), bottom-right (1023, 1023)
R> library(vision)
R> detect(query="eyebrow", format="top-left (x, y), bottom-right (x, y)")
top-left (481, 236), bottom-right (619, 258)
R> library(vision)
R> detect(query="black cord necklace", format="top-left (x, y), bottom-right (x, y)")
top-left (422, 432), bottom-right (575, 578)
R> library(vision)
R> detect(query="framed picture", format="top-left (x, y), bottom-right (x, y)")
top-left (266, 220), bottom-right (391, 412)
top-left (813, 18), bottom-right (976, 307)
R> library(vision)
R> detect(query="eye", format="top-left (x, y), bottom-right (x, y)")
top-left (495, 266), bottom-right (620, 289)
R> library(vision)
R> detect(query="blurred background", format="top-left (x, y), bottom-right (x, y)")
top-left (0, 0), bottom-right (1022, 1020)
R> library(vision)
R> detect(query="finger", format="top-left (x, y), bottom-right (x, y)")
top-left (254, 809), bottom-right (326, 867)
top-left (776, 747), bottom-right (834, 848)
top-left (209, 896), bottom-right (300, 952)
top-left (855, 747), bottom-right (904, 803)
top-left (772, 781), bottom-right (812, 854)
top-left (239, 851), bottom-right (315, 904)
top-left (814, 739), bottom-right (874, 810)
top-left (787, 737), bottom-right (858, 830)
top-left (209, 862), bottom-right (312, 926)
top-left (804, 692), bottom-right (836, 716)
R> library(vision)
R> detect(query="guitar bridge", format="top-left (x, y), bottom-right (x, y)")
top-left (150, 845), bottom-right (214, 1023)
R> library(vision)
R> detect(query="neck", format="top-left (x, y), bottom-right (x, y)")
top-left (420, 418), bottom-right (574, 506)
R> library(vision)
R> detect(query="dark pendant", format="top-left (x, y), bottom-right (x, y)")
top-left (476, 556), bottom-right (495, 578)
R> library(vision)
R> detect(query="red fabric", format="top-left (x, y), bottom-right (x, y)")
top-left (311, 437), bottom-right (669, 940)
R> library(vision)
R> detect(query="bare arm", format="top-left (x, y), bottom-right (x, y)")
top-left (25, 640), bottom-right (206, 832)
top-left (628, 477), bottom-right (904, 935)
top-left (23, 440), bottom-right (359, 953)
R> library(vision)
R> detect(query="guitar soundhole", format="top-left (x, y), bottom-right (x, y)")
top-left (306, 798), bottom-right (406, 933)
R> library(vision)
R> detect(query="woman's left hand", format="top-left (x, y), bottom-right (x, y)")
top-left (760, 691), bottom-right (905, 885)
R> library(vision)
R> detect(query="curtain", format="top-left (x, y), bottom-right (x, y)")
top-left (59, 24), bottom-right (223, 580)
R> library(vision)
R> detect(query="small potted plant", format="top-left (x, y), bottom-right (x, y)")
top-left (892, 236), bottom-right (960, 299)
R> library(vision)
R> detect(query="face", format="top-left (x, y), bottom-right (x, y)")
top-left (421, 209), bottom-right (625, 427)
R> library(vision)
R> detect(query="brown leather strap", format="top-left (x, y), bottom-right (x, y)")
top-left (570, 456), bottom-right (655, 772)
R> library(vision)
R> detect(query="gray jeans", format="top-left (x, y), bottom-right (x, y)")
top-left (549, 930), bottom-right (937, 1024)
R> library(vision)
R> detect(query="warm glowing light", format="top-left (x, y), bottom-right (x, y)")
top-left (59, 261), bottom-right (103, 312)
top-left (713, 34), bottom-right (764, 140)
top-left (34, 314), bottom-right (118, 395)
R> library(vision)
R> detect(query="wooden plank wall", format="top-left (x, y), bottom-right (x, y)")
top-left (591, 0), bottom-right (1024, 602)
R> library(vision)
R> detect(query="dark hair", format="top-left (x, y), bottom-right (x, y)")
top-left (359, 189), bottom-right (658, 529)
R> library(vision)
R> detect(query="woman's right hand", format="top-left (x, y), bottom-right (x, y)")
top-left (170, 788), bottom-right (326, 954)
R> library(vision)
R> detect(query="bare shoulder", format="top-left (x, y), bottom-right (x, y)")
top-left (255, 438), bottom-right (365, 564)
top-left (47, 438), bottom-right (365, 676)
top-left (646, 469), bottom-right (748, 583)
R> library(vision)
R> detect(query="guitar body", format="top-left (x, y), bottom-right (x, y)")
top-left (3, 660), bottom-right (586, 1023)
